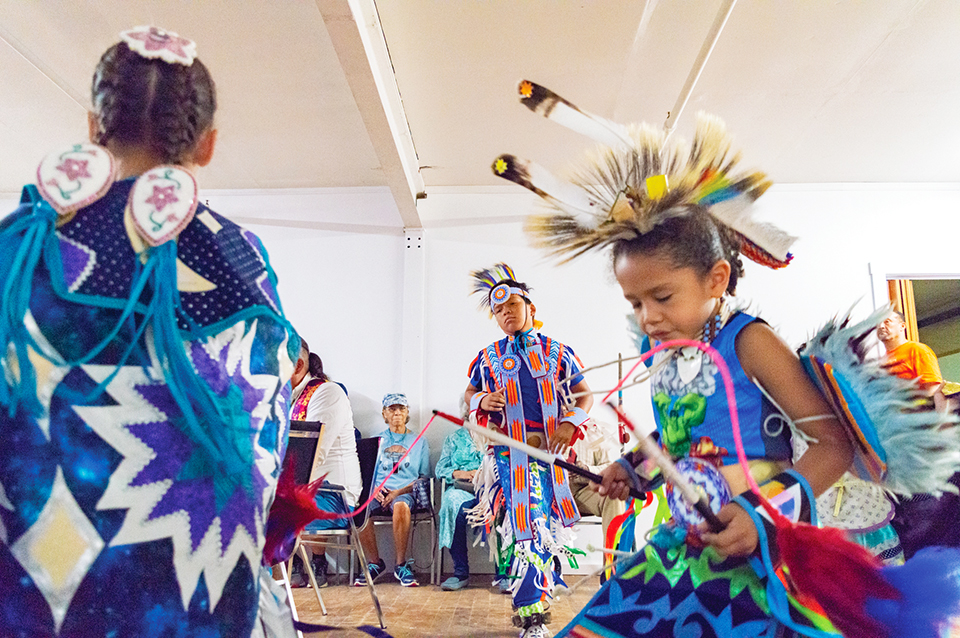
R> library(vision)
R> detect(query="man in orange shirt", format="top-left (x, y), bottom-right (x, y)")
top-left (880, 310), bottom-right (958, 558)
top-left (878, 311), bottom-right (944, 394)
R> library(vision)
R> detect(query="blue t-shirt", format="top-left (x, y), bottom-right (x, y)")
top-left (468, 333), bottom-right (584, 428)
top-left (372, 428), bottom-right (431, 492)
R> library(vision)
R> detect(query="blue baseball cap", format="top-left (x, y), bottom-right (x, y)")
top-left (382, 393), bottom-right (408, 408)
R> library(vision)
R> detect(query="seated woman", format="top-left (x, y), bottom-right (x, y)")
top-left (355, 393), bottom-right (430, 587)
top-left (288, 338), bottom-right (362, 586)
top-left (435, 403), bottom-right (485, 591)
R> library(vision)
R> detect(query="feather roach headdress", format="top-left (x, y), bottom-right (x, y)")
top-left (492, 80), bottom-right (795, 267)
top-left (470, 263), bottom-right (531, 314)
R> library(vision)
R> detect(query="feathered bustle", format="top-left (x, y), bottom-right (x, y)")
top-left (262, 461), bottom-right (337, 566)
top-left (800, 306), bottom-right (960, 496)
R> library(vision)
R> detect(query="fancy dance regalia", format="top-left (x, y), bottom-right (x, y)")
top-left (568, 309), bottom-right (828, 638)
top-left (491, 81), bottom-right (960, 637)
top-left (468, 265), bottom-right (589, 629)
top-left (0, 142), bottom-right (297, 637)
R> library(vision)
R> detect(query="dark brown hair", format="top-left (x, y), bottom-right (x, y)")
top-left (91, 41), bottom-right (216, 164)
top-left (298, 338), bottom-right (327, 381)
top-left (612, 208), bottom-right (744, 295)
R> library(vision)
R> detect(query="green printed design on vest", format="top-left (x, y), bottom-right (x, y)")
top-left (654, 391), bottom-right (707, 457)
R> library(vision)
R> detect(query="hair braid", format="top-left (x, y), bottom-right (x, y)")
top-left (152, 64), bottom-right (195, 162)
top-left (91, 41), bottom-right (215, 165)
top-left (716, 222), bottom-right (745, 295)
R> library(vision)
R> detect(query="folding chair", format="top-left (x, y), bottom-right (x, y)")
top-left (280, 421), bottom-right (386, 630)
top-left (356, 436), bottom-right (438, 586)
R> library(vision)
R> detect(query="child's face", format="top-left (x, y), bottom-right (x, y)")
top-left (493, 294), bottom-right (535, 335)
top-left (615, 249), bottom-right (729, 343)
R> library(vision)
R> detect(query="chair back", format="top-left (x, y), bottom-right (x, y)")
top-left (354, 436), bottom-right (381, 525)
top-left (283, 420), bottom-right (323, 485)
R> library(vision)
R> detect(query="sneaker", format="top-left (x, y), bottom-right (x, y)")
top-left (440, 575), bottom-right (469, 591)
top-left (394, 562), bottom-right (419, 587)
top-left (495, 576), bottom-right (512, 594)
top-left (353, 558), bottom-right (386, 587)
top-left (310, 554), bottom-right (328, 588)
top-left (289, 555), bottom-right (307, 588)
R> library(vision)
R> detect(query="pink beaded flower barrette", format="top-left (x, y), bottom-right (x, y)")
top-left (120, 26), bottom-right (197, 66)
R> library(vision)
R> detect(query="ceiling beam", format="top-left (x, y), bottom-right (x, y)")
top-left (0, 24), bottom-right (88, 110)
top-left (317, 0), bottom-right (424, 229)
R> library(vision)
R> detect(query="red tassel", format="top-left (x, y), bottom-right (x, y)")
top-left (433, 409), bottom-right (464, 425)
top-left (772, 511), bottom-right (900, 638)
top-left (262, 460), bottom-right (336, 565)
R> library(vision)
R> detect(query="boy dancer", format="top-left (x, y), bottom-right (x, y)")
top-left (464, 264), bottom-right (593, 638)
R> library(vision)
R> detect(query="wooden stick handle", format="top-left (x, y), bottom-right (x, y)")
top-left (432, 410), bottom-right (647, 500)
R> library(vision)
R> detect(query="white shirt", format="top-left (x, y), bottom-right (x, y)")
top-left (290, 375), bottom-right (363, 507)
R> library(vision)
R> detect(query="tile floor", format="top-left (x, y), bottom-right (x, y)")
top-left (291, 573), bottom-right (601, 638)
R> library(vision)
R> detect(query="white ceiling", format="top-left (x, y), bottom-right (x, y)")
top-left (1, 0), bottom-right (959, 227)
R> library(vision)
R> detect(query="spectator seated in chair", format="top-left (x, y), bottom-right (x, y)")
top-left (288, 338), bottom-right (362, 588)
top-left (355, 393), bottom-right (431, 587)
top-left (435, 403), bottom-right (485, 591)
top-left (567, 418), bottom-right (626, 567)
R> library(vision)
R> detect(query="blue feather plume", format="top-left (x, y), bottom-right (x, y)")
top-left (866, 547), bottom-right (960, 637)
top-left (800, 306), bottom-right (960, 496)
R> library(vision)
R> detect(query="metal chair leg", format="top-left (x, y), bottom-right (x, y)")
top-left (278, 561), bottom-right (305, 638)
top-left (352, 519), bottom-right (386, 629)
top-left (298, 544), bottom-right (327, 615)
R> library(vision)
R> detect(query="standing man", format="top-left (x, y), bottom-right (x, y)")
top-left (879, 310), bottom-right (959, 557)
top-left (465, 264), bottom-right (593, 638)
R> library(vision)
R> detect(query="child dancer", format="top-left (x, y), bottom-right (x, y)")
top-left (573, 206), bottom-right (853, 636)
top-left (465, 265), bottom-right (593, 638)
top-left (0, 27), bottom-right (297, 637)
top-left (492, 82), bottom-right (856, 636)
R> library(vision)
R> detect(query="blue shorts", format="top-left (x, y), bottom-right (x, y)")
top-left (304, 482), bottom-right (350, 532)
top-left (369, 491), bottom-right (415, 516)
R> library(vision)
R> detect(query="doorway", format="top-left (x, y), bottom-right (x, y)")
top-left (887, 277), bottom-right (960, 395)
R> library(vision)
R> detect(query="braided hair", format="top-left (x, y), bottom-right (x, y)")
top-left (91, 41), bottom-right (216, 164)
top-left (611, 208), bottom-right (745, 295)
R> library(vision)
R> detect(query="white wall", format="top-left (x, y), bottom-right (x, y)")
top-left (206, 188), bottom-right (408, 437)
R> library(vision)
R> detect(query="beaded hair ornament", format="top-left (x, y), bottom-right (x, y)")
top-left (120, 25), bottom-right (197, 66)
top-left (491, 80), bottom-right (796, 268)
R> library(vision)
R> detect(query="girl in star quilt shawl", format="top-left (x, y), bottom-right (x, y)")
top-left (0, 27), bottom-right (299, 638)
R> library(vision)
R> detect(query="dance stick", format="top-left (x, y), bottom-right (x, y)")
top-left (608, 402), bottom-right (725, 533)
top-left (432, 409), bottom-right (648, 501)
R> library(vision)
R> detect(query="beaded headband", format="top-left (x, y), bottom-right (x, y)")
top-left (120, 26), bottom-right (197, 66)
top-left (470, 263), bottom-right (530, 314)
